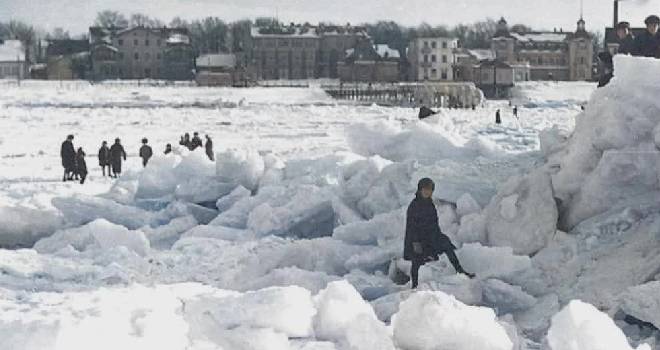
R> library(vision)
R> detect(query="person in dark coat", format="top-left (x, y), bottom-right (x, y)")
top-left (205, 135), bottom-right (214, 161)
top-left (513, 106), bottom-right (519, 119)
top-left (98, 141), bottom-right (111, 176)
top-left (597, 52), bottom-right (614, 87)
top-left (180, 133), bottom-right (191, 150)
top-left (633, 15), bottom-right (660, 57)
top-left (191, 132), bottom-right (203, 150)
top-left (403, 178), bottom-right (474, 289)
top-left (109, 138), bottom-right (127, 178)
top-left (60, 134), bottom-right (76, 181)
top-left (75, 147), bottom-right (88, 184)
top-left (616, 22), bottom-right (635, 55)
top-left (418, 106), bottom-right (437, 120)
top-left (495, 109), bottom-right (502, 124)
top-left (139, 138), bottom-right (153, 167)
top-left (164, 143), bottom-right (172, 155)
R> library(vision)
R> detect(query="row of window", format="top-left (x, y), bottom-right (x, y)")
top-left (117, 52), bottom-right (163, 61)
top-left (0, 65), bottom-right (20, 76)
top-left (98, 66), bottom-right (161, 77)
top-left (423, 54), bottom-right (449, 64)
top-left (259, 40), bottom-right (318, 48)
top-left (117, 38), bottom-right (162, 47)
top-left (423, 67), bottom-right (448, 80)
top-left (423, 40), bottom-right (449, 49)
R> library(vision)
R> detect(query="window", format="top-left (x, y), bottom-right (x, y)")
top-left (442, 41), bottom-right (447, 49)
top-left (431, 55), bottom-right (437, 62)
top-left (431, 68), bottom-right (437, 77)
top-left (134, 52), bottom-right (139, 60)
top-left (423, 55), bottom-right (428, 63)
top-left (424, 41), bottom-right (429, 47)
top-left (579, 57), bottom-right (585, 64)
top-left (118, 39), bottom-right (124, 46)
top-left (134, 39), bottom-right (138, 46)
top-left (119, 52), bottom-right (125, 59)
top-left (442, 55), bottom-right (447, 63)
top-left (145, 39), bottom-right (150, 46)
top-left (432, 41), bottom-right (437, 49)
top-left (441, 68), bottom-right (448, 80)
top-left (145, 52), bottom-right (151, 60)
top-left (157, 39), bottom-right (161, 46)
top-left (279, 40), bottom-right (289, 47)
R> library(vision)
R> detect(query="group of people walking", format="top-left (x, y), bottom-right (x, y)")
top-left (599, 15), bottom-right (660, 86)
top-left (61, 132), bottom-right (215, 184)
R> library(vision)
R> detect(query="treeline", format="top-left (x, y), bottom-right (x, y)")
top-left (1, 10), bottom-right (603, 64)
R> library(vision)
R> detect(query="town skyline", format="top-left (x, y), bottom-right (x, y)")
top-left (1, 0), bottom-right (658, 36)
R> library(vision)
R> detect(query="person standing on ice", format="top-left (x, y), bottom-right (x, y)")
top-left (164, 143), bottom-right (172, 155)
top-left (404, 178), bottom-right (474, 289)
top-left (139, 138), bottom-right (153, 167)
top-left (75, 147), bottom-right (87, 184)
top-left (513, 106), bottom-right (518, 119)
top-left (191, 132), bottom-right (203, 151)
top-left (495, 109), bottom-right (502, 124)
top-left (109, 138), bottom-right (127, 178)
top-left (180, 133), bottom-right (191, 150)
top-left (98, 141), bottom-right (111, 177)
top-left (60, 134), bottom-right (76, 182)
top-left (632, 15), bottom-right (660, 57)
top-left (205, 135), bottom-right (214, 161)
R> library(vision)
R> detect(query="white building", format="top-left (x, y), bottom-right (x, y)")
top-left (0, 40), bottom-right (27, 79)
top-left (408, 37), bottom-right (458, 81)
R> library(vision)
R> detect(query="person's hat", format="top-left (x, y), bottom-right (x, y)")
top-left (67, 134), bottom-right (74, 140)
top-left (142, 138), bottom-right (148, 143)
top-left (616, 21), bottom-right (630, 30)
top-left (417, 178), bottom-right (435, 192)
top-left (115, 138), bottom-right (120, 142)
top-left (645, 15), bottom-right (660, 25)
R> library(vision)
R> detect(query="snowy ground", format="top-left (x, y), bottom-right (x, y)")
top-left (1, 63), bottom-right (659, 350)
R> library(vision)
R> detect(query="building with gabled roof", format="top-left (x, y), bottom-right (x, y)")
top-left (491, 17), bottom-right (593, 81)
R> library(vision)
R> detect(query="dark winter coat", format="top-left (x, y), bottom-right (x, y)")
top-left (191, 136), bottom-right (203, 150)
top-left (109, 143), bottom-right (127, 172)
top-left (418, 106), bottom-right (437, 119)
top-left (632, 31), bottom-right (660, 57)
top-left (76, 152), bottom-right (87, 177)
top-left (205, 139), bottom-right (214, 160)
top-left (495, 111), bottom-right (502, 124)
top-left (139, 145), bottom-right (153, 161)
top-left (618, 34), bottom-right (635, 55)
top-left (403, 194), bottom-right (457, 261)
top-left (98, 145), bottom-right (110, 166)
top-left (61, 140), bottom-right (75, 171)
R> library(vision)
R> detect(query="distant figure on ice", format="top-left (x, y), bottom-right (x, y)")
top-left (180, 133), bottom-right (191, 150)
top-left (513, 106), bottom-right (518, 119)
top-left (60, 134), bottom-right (76, 182)
top-left (404, 178), bottom-right (474, 289)
top-left (418, 106), bottom-right (437, 120)
top-left (109, 138), bottom-right (127, 178)
top-left (495, 109), bottom-right (502, 124)
top-left (633, 15), bottom-right (660, 57)
top-left (616, 21), bottom-right (635, 55)
top-left (205, 135), bottom-right (214, 161)
top-left (98, 141), bottom-right (111, 177)
top-left (139, 138), bottom-right (153, 167)
top-left (164, 143), bottom-right (172, 155)
top-left (75, 147), bottom-right (87, 184)
top-left (191, 132), bottom-right (203, 150)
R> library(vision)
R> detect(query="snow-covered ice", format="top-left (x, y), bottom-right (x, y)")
top-left (2, 56), bottom-right (659, 349)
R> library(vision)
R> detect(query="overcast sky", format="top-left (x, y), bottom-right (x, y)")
top-left (0, 0), bottom-right (658, 36)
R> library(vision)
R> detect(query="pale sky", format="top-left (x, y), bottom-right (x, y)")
top-left (0, 0), bottom-right (658, 36)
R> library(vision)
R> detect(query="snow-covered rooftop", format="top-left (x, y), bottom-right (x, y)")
top-left (511, 32), bottom-right (569, 43)
top-left (0, 40), bottom-right (25, 62)
top-left (196, 54), bottom-right (236, 68)
top-left (167, 34), bottom-right (190, 45)
top-left (468, 49), bottom-right (495, 61)
top-left (375, 44), bottom-right (400, 59)
top-left (251, 27), bottom-right (320, 38)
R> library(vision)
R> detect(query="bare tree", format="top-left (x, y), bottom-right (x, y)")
top-left (49, 27), bottom-right (70, 39)
top-left (94, 10), bottom-right (129, 28)
top-left (130, 13), bottom-right (163, 28)
top-left (9, 20), bottom-right (36, 63)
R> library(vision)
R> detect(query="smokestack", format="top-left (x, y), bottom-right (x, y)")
top-left (614, 0), bottom-right (619, 28)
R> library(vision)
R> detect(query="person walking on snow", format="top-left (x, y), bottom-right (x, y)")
top-left (75, 147), bottom-right (88, 184)
top-left (205, 135), bottom-right (214, 161)
top-left (109, 138), bottom-right (127, 178)
top-left (164, 143), bottom-right (172, 155)
top-left (495, 109), bottom-right (502, 124)
top-left (98, 141), bottom-right (111, 176)
top-left (403, 178), bottom-right (474, 289)
top-left (513, 106), bottom-right (519, 119)
top-left (139, 138), bottom-right (153, 167)
top-left (60, 134), bottom-right (76, 181)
